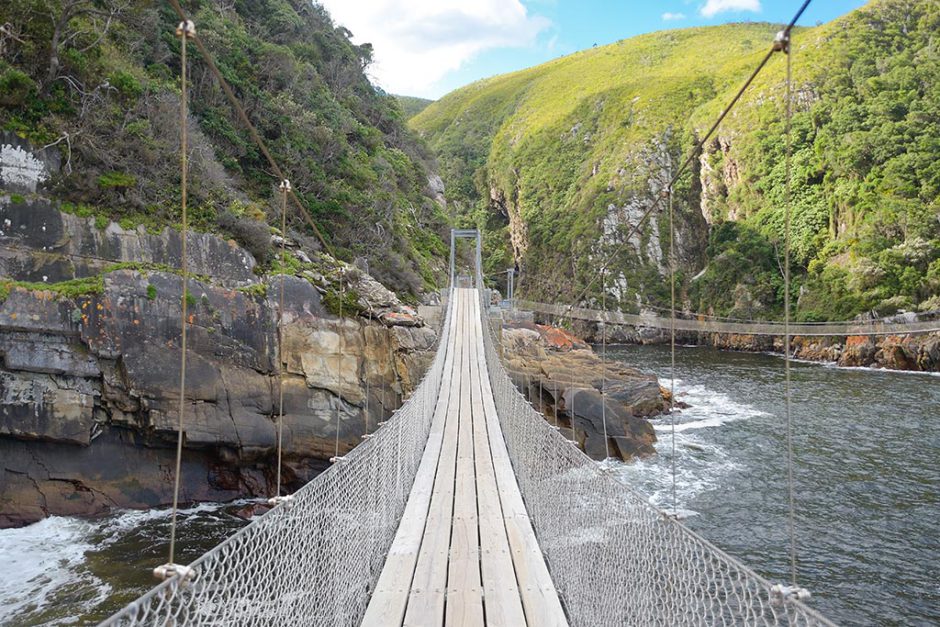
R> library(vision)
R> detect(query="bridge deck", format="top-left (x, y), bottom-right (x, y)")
top-left (362, 289), bottom-right (568, 627)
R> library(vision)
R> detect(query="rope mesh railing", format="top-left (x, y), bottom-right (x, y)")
top-left (100, 292), bottom-right (453, 626)
top-left (515, 299), bottom-right (940, 337)
top-left (477, 282), bottom-right (836, 626)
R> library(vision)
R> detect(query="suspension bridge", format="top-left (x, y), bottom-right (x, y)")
top-left (101, 261), bottom-right (834, 627)
top-left (93, 1), bottom-right (934, 624)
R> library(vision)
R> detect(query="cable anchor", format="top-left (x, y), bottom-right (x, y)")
top-left (153, 563), bottom-right (195, 583)
top-left (770, 583), bottom-right (811, 605)
top-left (175, 20), bottom-right (196, 39)
top-left (773, 30), bottom-right (790, 54)
top-left (267, 494), bottom-right (295, 508)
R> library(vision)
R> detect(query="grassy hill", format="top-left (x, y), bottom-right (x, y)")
top-left (0, 0), bottom-right (448, 298)
top-left (412, 0), bottom-right (940, 320)
top-left (396, 95), bottom-right (434, 119)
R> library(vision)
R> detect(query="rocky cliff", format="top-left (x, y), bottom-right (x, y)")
top-left (497, 320), bottom-right (666, 461)
top-left (0, 198), bottom-right (437, 527)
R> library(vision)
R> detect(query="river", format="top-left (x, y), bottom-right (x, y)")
top-left (0, 346), bottom-right (936, 625)
top-left (609, 344), bottom-right (939, 626)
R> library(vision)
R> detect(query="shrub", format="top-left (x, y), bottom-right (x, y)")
top-left (0, 68), bottom-right (37, 106)
top-left (98, 172), bottom-right (137, 189)
top-left (217, 210), bottom-right (273, 264)
top-left (146, 284), bottom-right (157, 300)
top-left (109, 70), bottom-right (144, 100)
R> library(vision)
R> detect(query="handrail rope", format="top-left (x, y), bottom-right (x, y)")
top-left (515, 298), bottom-right (940, 337)
top-left (630, 301), bottom-right (940, 326)
top-left (161, 18), bottom-right (194, 580)
top-left (165, 0), bottom-right (334, 258)
top-left (546, 0), bottom-right (813, 332)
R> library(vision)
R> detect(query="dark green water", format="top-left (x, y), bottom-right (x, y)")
top-left (0, 503), bottom-right (249, 625)
top-left (1, 346), bottom-right (936, 625)
top-left (609, 344), bottom-right (939, 626)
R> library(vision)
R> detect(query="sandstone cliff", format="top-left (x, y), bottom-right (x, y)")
top-left (0, 198), bottom-right (437, 527)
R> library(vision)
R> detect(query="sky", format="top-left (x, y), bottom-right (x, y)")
top-left (317, 0), bottom-right (870, 99)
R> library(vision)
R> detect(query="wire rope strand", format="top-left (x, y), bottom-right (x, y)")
top-left (601, 267), bottom-right (609, 460)
top-left (167, 20), bottom-right (193, 569)
top-left (275, 180), bottom-right (289, 497)
top-left (783, 30), bottom-right (798, 588)
top-left (668, 186), bottom-right (678, 516)
top-left (334, 276), bottom-right (344, 460)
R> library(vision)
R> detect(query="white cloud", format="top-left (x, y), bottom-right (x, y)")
top-left (699, 0), bottom-right (762, 18)
top-left (661, 12), bottom-right (687, 21)
top-left (317, 0), bottom-right (551, 97)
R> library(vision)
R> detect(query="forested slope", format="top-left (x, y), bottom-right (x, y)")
top-left (0, 0), bottom-right (448, 298)
top-left (413, 0), bottom-right (940, 320)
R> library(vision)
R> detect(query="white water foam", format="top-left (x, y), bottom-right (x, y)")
top-left (610, 377), bottom-right (768, 511)
top-left (0, 516), bottom-right (109, 624)
top-left (0, 501), bottom-right (254, 625)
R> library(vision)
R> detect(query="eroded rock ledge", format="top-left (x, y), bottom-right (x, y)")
top-left (0, 200), bottom-right (438, 527)
top-left (496, 321), bottom-right (667, 461)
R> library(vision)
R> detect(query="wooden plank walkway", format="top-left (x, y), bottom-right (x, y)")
top-left (362, 288), bottom-right (568, 627)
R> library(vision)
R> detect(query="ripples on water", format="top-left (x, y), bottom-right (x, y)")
top-left (1, 346), bottom-right (936, 625)
top-left (0, 503), bottom-right (249, 625)
top-left (610, 345), bottom-right (940, 626)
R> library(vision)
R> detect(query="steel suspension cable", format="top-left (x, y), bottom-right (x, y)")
top-left (783, 30), bottom-right (798, 588)
top-left (668, 187), bottom-right (678, 516)
top-left (601, 267), bottom-right (609, 459)
top-left (164, 18), bottom-right (194, 575)
top-left (334, 278), bottom-right (344, 461)
top-left (274, 179), bottom-right (290, 500)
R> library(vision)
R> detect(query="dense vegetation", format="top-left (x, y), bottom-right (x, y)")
top-left (413, 0), bottom-right (939, 320)
top-left (396, 95), bottom-right (433, 119)
top-left (0, 0), bottom-right (449, 298)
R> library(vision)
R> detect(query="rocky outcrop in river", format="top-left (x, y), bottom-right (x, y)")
top-left (496, 320), bottom-right (666, 461)
top-left (0, 198), bottom-right (437, 527)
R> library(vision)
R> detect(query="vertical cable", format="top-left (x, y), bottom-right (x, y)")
top-left (334, 277), bottom-right (344, 460)
top-left (166, 19), bottom-right (194, 570)
top-left (668, 187), bottom-right (678, 515)
top-left (601, 267), bottom-right (609, 460)
top-left (275, 180), bottom-right (289, 497)
top-left (783, 32), bottom-right (798, 587)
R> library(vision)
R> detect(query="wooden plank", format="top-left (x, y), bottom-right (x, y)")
top-left (362, 288), bottom-right (463, 626)
top-left (445, 290), bottom-right (484, 626)
top-left (467, 295), bottom-right (528, 627)
top-left (473, 297), bottom-right (570, 627)
top-left (403, 289), bottom-right (468, 626)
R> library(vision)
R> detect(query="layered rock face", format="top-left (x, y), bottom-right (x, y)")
top-left (0, 200), bottom-right (437, 527)
top-left (575, 320), bottom-right (940, 372)
top-left (497, 321), bottom-right (665, 461)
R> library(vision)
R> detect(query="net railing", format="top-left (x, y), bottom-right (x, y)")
top-left (516, 299), bottom-right (940, 337)
top-left (101, 291), bottom-right (453, 626)
top-left (478, 288), bottom-right (837, 626)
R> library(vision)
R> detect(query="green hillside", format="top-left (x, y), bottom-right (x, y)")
top-left (412, 0), bottom-right (940, 320)
top-left (0, 0), bottom-right (448, 298)
top-left (396, 95), bottom-right (434, 119)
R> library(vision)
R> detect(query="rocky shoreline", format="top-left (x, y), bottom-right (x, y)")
top-left (496, 320), bottom-right (669, 461)
top-left (568, 320), bottom-right (940, 373)
top-left (0, 200), bottom-right (438, 528)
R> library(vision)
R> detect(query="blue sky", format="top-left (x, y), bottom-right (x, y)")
top-left (318, 0), bottom-right (870, 99)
